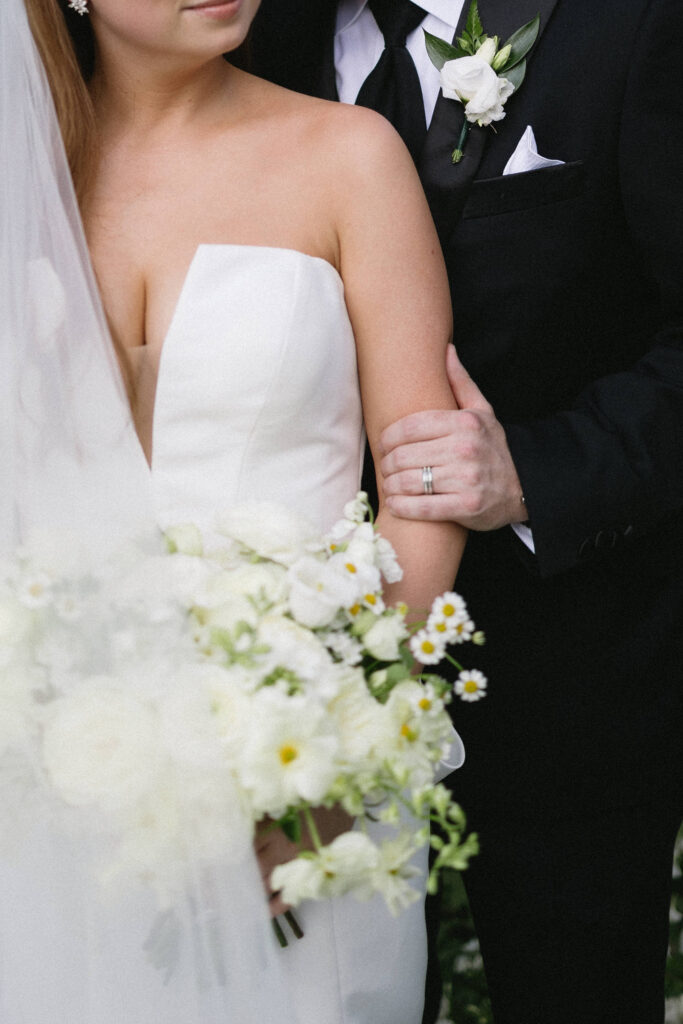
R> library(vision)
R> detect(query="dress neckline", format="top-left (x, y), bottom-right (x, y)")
top-left (149, 244), bottom-right (346, 474)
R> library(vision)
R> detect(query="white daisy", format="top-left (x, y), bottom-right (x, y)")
top-left (455, 669), bottom-right (488, 702)
top-left (409, 628), bottom-right (446, 665)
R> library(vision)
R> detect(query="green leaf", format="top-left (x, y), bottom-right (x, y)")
top-left (503, 59), bottom-right (526, 92)
top-left (465, 0), bottom-right (484, 42)
top-left (278, 812), bottom-right (302, 844)
top-left (423, 30), bottom-right (467, 70)
top-left (501, 14), bottom-right (540, 71)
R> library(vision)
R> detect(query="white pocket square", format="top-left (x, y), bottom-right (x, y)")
top-left (503, 125), bottom-right (564, 176)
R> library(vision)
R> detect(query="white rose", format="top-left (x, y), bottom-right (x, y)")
top-left (440, 56), bottom-right (515, 126)
top-left (363, 613), bottom-right (407, 662)
top-left (42, 682), bottom-right (162, 808)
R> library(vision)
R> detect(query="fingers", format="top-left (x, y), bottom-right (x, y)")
top-left (384, 493), bottom-right (465, 521)
top-left (379, 408), bottom-right (458, 457)
top-left (446, 346), bottom-right (491, 412)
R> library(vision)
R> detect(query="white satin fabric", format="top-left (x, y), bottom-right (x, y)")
top-left (151, 244), bottom-right (429, 1024)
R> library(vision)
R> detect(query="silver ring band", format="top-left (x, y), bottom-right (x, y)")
top-left (422, 466), bottom-right (434, 495)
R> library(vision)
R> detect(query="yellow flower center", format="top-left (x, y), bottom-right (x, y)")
top-left (464, 680), bottom-right (479, 694)
top-left (434, 622), bottom-right (447, 633)
top-left (279, 744), bottom-right (299, 764)
top-left (365, 593), bottom-right (376, 606)
top-left (420, 640), bottom-right (436, 655)
top-left (345, 562), bottom-right (357, 574)
top-left (419, 698), bottom-right (432, 711)
top-left (330, 543), bottom-right (338, 551)
top-left (442, 603), bottom-right (455, 617)
top-left (401, 723), bottom-right (418, 742)
top-left (349, 603), bottom-right (361, 616)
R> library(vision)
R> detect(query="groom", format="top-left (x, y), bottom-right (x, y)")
top-left (246, 1), bottom-right (683, 1021)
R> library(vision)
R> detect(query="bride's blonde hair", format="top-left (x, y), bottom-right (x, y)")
top-left (25, 0), bottom-right (97, 203)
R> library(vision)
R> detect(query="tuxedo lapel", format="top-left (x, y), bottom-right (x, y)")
top-left (420, 0), bottom-right (562, 241)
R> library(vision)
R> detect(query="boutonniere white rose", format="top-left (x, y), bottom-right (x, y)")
top-left (425, 0), bottom-right (540, 163)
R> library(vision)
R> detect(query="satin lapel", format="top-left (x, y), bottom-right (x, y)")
top-left (420, 0), bottom-right (561, 242)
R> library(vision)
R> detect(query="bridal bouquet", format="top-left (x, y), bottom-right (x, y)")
top-left (0, 495), bottom-right (481, 920)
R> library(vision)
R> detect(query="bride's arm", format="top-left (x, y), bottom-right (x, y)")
top-left (334, 107), bottom-right (466, 605)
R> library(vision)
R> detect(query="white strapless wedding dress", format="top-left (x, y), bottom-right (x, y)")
top-left (151, 245), bottom-right (429, 1024)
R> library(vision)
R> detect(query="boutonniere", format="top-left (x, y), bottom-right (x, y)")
top-left (424, 1), bottom-right (540, 163)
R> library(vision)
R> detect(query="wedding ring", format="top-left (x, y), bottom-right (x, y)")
top-left (422, 466), bottom-right (434, 495)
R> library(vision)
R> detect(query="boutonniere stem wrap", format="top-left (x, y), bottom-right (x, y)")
top-left (425, 1), bottom-right (540, 163)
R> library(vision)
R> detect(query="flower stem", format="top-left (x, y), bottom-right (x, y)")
top-left (272, 917), bottom-right (288, 948)
top-left (302, 806), bottom-right (323, 851)
top-left (452, 121), bottom-right (471, 163)
top-left (285, 910), bottom-right (304, 939)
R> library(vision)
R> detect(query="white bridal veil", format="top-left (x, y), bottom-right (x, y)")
top-left (0, 1), bottom-right (293, 1019)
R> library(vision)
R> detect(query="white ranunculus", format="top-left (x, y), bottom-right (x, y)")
top-left (440, 55), bottom-right (515, 126)
top-left (363, 613), bottom-right (407, 662)
top-left (42, 683), bottom-right (162, 808)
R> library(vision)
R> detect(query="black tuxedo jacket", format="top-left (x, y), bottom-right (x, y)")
top-left (246, 0), bottom-right (683, 816)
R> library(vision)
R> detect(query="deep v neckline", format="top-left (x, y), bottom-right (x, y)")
top-left (148, 244), bottom-right (345, 474)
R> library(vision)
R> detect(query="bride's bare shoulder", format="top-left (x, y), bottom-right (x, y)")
top-left (241, 72), bottom-right (413, 176)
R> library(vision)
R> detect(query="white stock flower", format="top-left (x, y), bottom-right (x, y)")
top-left (239, 690), bottom-right (339, 816)
top-left (322, 630), bottom-right (363, 666)
top-left (375, 536), bottom-right (403, 584)
top-left (42, 682), bottom-right (162, 809)
top-left (343, 492), bottom-right (369, 524)
top-left (455, 669), bottom-right (488, 702)
top-left (363, 613), bottom-right (408, 662)
top-left (216, 503), bottom-right (321, 566)
top-left (440, 55), bottom-right (515, 126)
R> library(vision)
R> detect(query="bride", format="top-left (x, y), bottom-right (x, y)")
top-left (1, 0), bottom-right (466, 1020)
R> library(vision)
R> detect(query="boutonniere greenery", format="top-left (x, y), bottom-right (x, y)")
top-left (424, 1), bottom-right (540, 163)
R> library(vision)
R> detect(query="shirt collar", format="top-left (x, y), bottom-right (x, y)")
top-left (336, 0), bottom-right (460, 35)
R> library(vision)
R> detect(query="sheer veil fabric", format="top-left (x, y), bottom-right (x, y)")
top-left (0, 1), bottom-right (295, 1019)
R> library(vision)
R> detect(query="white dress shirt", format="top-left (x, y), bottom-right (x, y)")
top-left (335, 0), bottom-right (464, 124)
